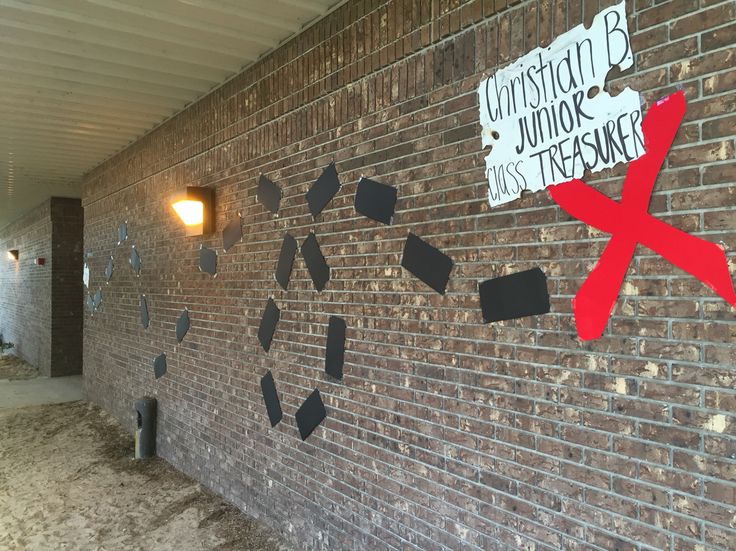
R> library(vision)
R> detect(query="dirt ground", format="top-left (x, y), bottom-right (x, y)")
top-left (0, 401), bottom-right (292, 551)
top-left (0, 355), bottom-right (38, 380)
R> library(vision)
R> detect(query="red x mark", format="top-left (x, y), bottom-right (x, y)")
top-left (549, 91), bottom-right (736, 340)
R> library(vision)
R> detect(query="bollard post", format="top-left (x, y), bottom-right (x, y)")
top-left (134, 397), bottom-right (157, 459)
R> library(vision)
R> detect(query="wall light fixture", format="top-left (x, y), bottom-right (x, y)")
top-left (171, 187), bottom-right (215, 237)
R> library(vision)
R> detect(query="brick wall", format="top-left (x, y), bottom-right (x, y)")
top-left (81, 1), bottom-right (736, 549)
top-left (51, 198), bottom-right (85, 377)
top-left (0, 200), bottom-right (54, 374)
top-left (0, 197), bottom-right (83, 377)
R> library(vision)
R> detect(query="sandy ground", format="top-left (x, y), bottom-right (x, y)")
top-left (0, 355), bottom-right (38, 381)
top-left (0, 401), bottom-right (292, 551)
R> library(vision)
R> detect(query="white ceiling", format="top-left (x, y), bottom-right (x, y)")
top-left (0, 0), bottom-right (341, 229)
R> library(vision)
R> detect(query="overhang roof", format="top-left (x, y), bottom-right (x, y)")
top-left (0, 0), bottom-right (341, 228)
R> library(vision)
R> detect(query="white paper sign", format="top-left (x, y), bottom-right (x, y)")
top-left (478, 1), bottom-right (643, 207)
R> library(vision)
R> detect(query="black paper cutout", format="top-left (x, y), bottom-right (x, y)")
top-left (275, 233), bottom-right (298, 291)
top-left (301, 232), bottom-right (330, 292)
top-left (258, 298), bottom-right (280, 352)
top-left (176, 308), bottom-right (190, 343)
top-left (92, 289), bottom-right (102, 310)
top-left (85, 294), bottom-right (95, 312)
top-left (257, 174), bottom-right (281, 214)
top-left (222, 215), bottom-right (243, 251)
top-left (199, 246), bottom-right (217, 276)
top-left (260, 371), bottom-right (283, 427)
top-left (140, 295), bottom-right (149, 329)
top-left (325, 316), bottom-right (346, 380)
top-left (295, 388), bottom-right (326, 441)
top-left (130, 246), bottom-right (141, 275)
top-left (153, 353), bottom-right (167, 379)
top-left (355, 177), bottom-right (397, 225)
top-left (479, 267), bottom-right (550, 323)
top-left (118, 221), bottom-right (127, 245)
top-left (105, 256), bottom-right (114, 282)
top-left (401, 233), bottom-right (453, 295)
top-left (306, 163), bottom-right (340, 218)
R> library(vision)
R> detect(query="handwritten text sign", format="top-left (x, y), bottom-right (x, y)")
top-left (478, 1), bottom-right (643, 207)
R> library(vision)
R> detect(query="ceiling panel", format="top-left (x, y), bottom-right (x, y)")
top-left (0, 0), bottom-right (342, 228)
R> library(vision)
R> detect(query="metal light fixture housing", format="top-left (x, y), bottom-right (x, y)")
top-left (171, 187), bottom-right (215, 237)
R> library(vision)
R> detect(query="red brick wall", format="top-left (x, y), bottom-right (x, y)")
top-left (81, 1), bottom-right (736, 549)
top-left (0, 197), bottom-right (83, 377)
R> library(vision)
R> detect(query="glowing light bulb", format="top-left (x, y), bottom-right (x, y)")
top-left (172, 200), bottom-right (204, 226)
top-left (170, 187), bottom-right (214, 237)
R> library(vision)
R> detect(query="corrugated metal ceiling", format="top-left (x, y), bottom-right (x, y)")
top-left (0, 0), bottom-right (341, 228)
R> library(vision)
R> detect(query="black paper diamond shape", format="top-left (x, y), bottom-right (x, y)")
top-left (306, 162), bottom-right (340, 218)
top-left (140, 295), bottom-right (149, 329)
top-left (118, 221), bottom-right (127, 245)
top-left (130, 246), bottom-right (141, 275)
top-left (295, 388), bottom-right (327, 441)
top-left (105, 256), bottom-right (114, 282)
top-left (257, 174), bottom-right (281, 214)
top-left (355, 177), bottom-right (397, 225)
top-left (176, 308), bottom-right (190, 343)
top-left (258, 298), bottom-right (280, 352)
top-left (401, 233), bottom-right (453, 295)
top-left (199, 246), bottom-right (217, 276)
top-left (153, 353), bottom-right (167, 379)
top-left (275, 233), bottom-right (298, 291)
top-left (260, 371), bottom-right (283, 427)
top-left (222, 215), bottom-right (243, 251)
top-left (301, 232), bottom-right (330, 292)
top-left (92, 289), bottom-right (102, 310)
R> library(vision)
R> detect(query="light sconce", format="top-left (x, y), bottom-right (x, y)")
top-left (7, 249), bottom-right (18, 261)
top-left (171, 187), bottom-right (215, 237)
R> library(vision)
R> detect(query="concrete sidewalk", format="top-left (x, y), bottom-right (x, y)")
top-left (0, 375), bottom-right (84, 409)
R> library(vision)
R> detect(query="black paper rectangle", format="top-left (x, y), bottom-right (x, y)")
top-left (295, 388), bottom-right (326, 441)
top-left (301, 232), bottom-right (330, 292)
top-left (257, 175), bottom-right (281, 214)
top-left (306, 163), bottom-right (340, 218)
top-left (275, 233), bottom-right (298, 291)
top-left (354, 177), bottom-right (397, 225)
top-left (479, 267), bottom-right (550, 323)
top-left (258, 298), bottom-right (280, 352)
top-left (325, 316), bottom-right (346, 380)
top-left (401, 233), bottom-right (453, 295)
top-left (260, 371), bottom-right (283, 427)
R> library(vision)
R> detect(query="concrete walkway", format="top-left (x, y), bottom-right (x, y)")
top-left (0, 375), bottom-right (84, 409)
